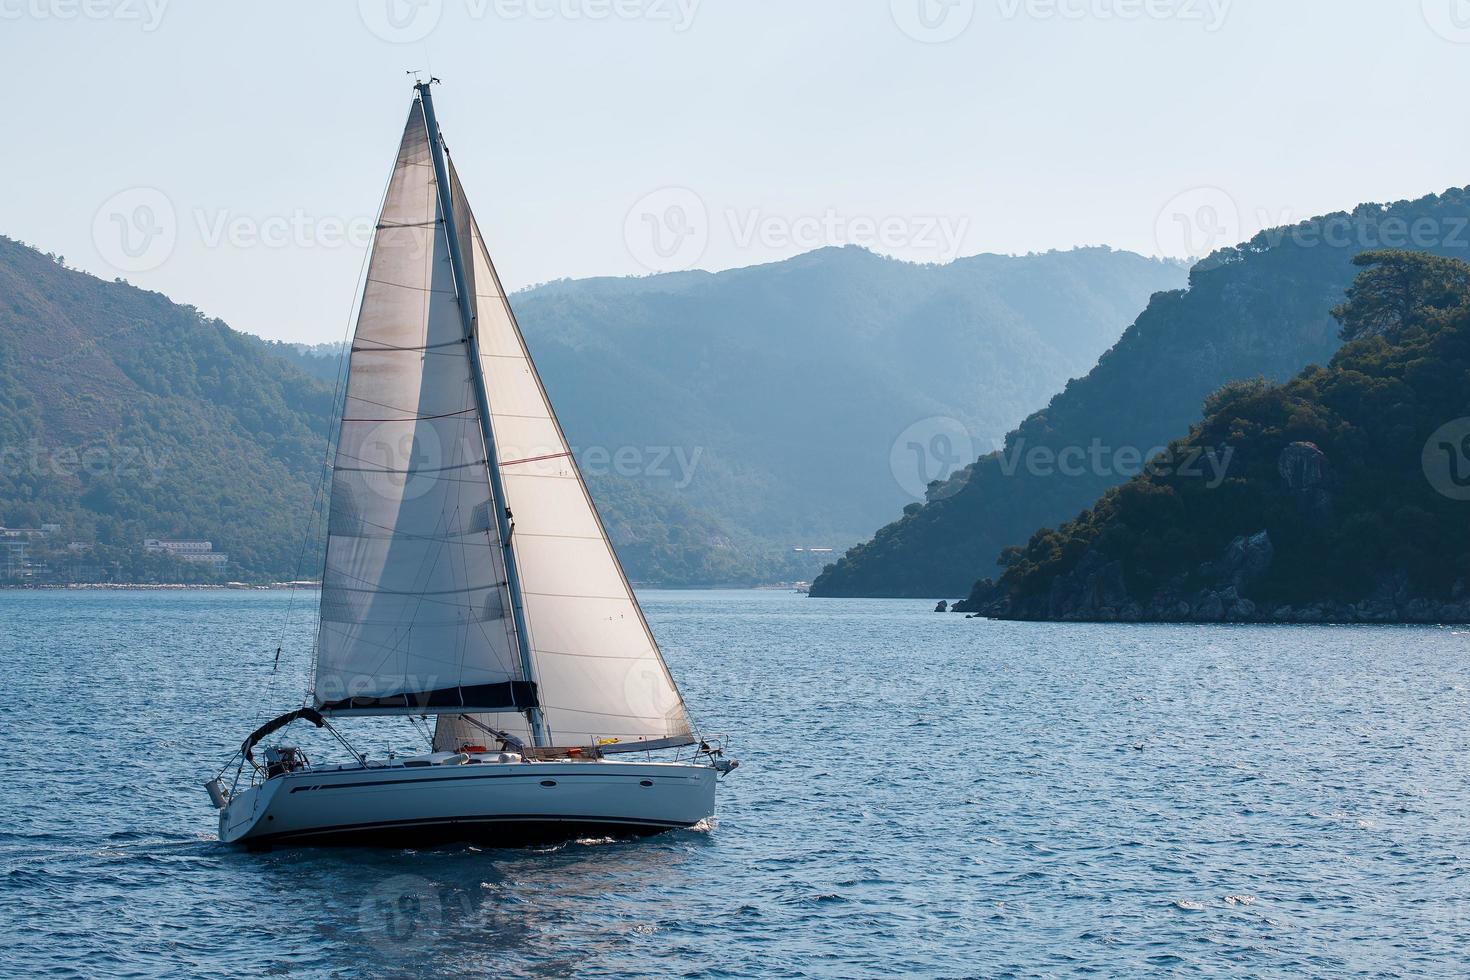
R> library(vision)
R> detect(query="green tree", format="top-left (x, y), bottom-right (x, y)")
top-left (1332, 249), bottom-right (1470, 343)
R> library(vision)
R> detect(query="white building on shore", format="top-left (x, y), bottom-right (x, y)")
top-left (144, 539), bottom-right (230, 572)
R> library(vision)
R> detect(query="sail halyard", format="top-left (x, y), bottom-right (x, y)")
top-left (310, 95), bottom-right (535, 719)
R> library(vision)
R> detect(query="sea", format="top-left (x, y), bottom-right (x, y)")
top-left (3, 588), bottom-right (1470, 977)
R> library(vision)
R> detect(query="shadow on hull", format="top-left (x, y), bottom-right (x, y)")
top-left (239, 814), bottom-right (694, 850)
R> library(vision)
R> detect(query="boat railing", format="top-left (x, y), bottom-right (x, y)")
top-left (697, 734), bottom-right (731, 758)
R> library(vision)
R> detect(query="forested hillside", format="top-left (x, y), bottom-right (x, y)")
top-left (811, 187), bottom-right (1470, 598)
top-left (958, 251), bottom-right (1470, 622)
top-left (0, 237), bottom-right (772, 583)
top-left (0, 235), bottom-right (331, 579)
top-left (0, 237), bottom-right (1181, 584)
top-left (514, 245), bottom-right (1186, 546)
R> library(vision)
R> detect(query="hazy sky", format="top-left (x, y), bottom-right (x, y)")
top-left (2, 0), bottom-right (1468, 342)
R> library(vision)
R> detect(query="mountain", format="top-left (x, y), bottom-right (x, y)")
top-left (0, 237), bottom-right (1182, 585)
top-left (810, 187), bottom-right (1470, 599)
top-left (0, 237), bottom-right (775, 584)
top-left (0, 236), bottom-right (338, 580)
top-left (957, 251), bottom-right (1470, 622)
top-left (511, 245), bottom-right (1185, 547)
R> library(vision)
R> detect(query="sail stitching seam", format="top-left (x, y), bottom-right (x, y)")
top-left (501, 451), bottom-right (573, 467)
top-left (340, 407), bottom-right (477, 423)
top-left (333, 459), bottom-right (488, 475)
top-left (351, 339), bottom-right (464, 352)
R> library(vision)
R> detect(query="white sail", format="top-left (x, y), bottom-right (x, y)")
top-left (313, 105), bottom-right (531, 715)
top-left (433, 161), bottom-right (695, 751)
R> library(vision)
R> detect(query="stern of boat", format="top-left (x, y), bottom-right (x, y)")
top-left (218, 778), bottom-right (285, 844)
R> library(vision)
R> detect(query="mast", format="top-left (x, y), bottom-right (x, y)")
top-left (415, 80), bottom-right (546, 747)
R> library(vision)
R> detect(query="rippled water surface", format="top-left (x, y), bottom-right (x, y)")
top-left (5, 589), bottom-right (1470, 977)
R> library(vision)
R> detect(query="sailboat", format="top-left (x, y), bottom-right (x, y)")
top-left (206, 80), bottom-right (735, 847)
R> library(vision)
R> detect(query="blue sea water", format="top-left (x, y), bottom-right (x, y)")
top-left (4, 588), bottom-right (1470, 977)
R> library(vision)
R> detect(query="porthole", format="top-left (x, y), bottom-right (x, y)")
top-left (540, 779), bottom-right (557, 787)
top-left (640, 780), bottom-right (654, 787)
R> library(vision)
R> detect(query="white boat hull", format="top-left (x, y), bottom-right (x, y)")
top-left (220, 759), bottom-right (717, 847)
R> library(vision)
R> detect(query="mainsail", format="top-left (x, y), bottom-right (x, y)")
top-left (313, 104), bottom-right (528, 715)
top-left (318, 86), bottom-right (693, 751)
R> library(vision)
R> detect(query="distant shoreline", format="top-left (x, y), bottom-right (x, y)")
top-left (0, 582), bottom-right (809, 592)
top-left (0, 582), bottom-right (317, 591)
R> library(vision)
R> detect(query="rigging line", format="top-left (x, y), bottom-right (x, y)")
top-left (317, 624), bottom-right (514, 669)
top-left (327, 470), bottom-right (499, 490)
top-left (501, 450), bottom-right (573, 468)
top-left (529, 703), bottom-right (684, 722)
top-left (321, 636), bottom-right (508, 674)
top-left (350, 338), bottom-right (465, 353)
top-left (520, 588), bottom-right (636, 601)
top-left (506, 530), bottom-right (603, 542)
top-left (328, 512), bottom-right (493, 543)
top-left (470, 409), bottom-right (561, 421)
top-left (322, 577), bottom-right (503, 598)
top-left (409, 713), bottom-right (435, 751)
top-left (363, 276), bottom-right (457, 296)
top-left (499, 473), bottom-right (579, 485)
top-left (341, 407), bottom-right (476, 423)
top-left (342, 389), bottom-right (473, 416)
top-left (332, 458), bottom-right (488, 476)
top-left (320, 609), bottom-right (504, 628)
top-left (321, 587), bottom-right (505, 616)
top-left (516, 646), bottom-right (665, 663)
top-left (331, 443), bottom-right (486, 470)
